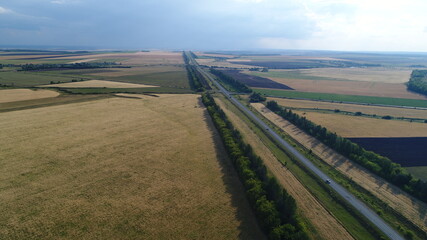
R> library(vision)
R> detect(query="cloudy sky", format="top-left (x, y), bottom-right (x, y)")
top-left (0, 0), bottom-right (427, 51)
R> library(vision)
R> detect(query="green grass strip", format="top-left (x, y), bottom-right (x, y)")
top-left (254, 88), bottom-right (427, 108)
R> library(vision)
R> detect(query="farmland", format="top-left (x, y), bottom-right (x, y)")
top-left (254, 89), bottom-right (427, 108)
top-left (39, 80), bottom-right (158, 88)
top-left (267, 97), bottom-right (427, 120)
top-left (0, 89), bottom-right (59, 103)
top-left (0, 94), bottom-right (264, 239)
top-left (289, 110), bottom-right (427, 138)
top-left (349, 137), bottom-right (427, 167)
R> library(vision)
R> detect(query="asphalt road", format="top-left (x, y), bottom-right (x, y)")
top-left (187, 53), bottom-right (404, 240)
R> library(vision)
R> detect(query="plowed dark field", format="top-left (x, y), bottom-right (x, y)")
top-left (221, 70), bottom-right (293, 90)
top-left (348, 137), bottom-right (427, 167)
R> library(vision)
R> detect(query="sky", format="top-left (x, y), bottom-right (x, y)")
top-left (0, 0), bottom-right (427, 52)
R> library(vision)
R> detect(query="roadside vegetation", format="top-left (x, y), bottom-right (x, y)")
top-left (202, 93), bottom-right (308, 240)
top-left (266, 101), bottom-right (427, 204)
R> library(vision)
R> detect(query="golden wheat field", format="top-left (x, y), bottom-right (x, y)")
top-left (0, 94), bottom-right (264, 239)
top-left (291, 111), bottom-right (427, 138)
top-left (301, 67), bottom-right (412, 83)
top-left (0, 89), bottom-right (59, 103)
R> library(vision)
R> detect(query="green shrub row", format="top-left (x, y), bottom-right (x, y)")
top-left (202, 93), bottom-right (308, 240)
top-left (407, 70), bottom-right (427, 96)
top-left (266, 101), bottom-right (427, 203)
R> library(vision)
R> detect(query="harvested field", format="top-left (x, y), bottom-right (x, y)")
top-left (216, 98), bottom-right (355, 240)
top-left (87, 66), bottom-right (184, 78)
top-left (252, 103), bottom-right (427, 232)
top-left (0, 89), bottom-right (59, 103)
top-left (0, 94), bottom-right (264, 239)
top-left (267, 78), bottom-right (426, 99)
top-left (348, 137), bottom-right (427, 167)
top-left (268, 97), bottom-right (427, 119)
top-left (220, 70), bottom-right (293, 90)
top-left (68, 58), bottom-right (98, 64)
top-left (39, 80), bottom-right (158, 88)
top-left (289, 111), bottom-right (427, 138)
top-left (51, 51), bottom-right (184, 66)
top-left (301, 67), bottom-right (412, 83)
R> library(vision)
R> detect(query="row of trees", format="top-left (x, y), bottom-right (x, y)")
top-left (20, 62), bottom-right (126, 71)
top-left (203, 93), bottom-right (308, 240)
top-left (209, 68), bottom-right (252, 93)
top-left (266, 101), bottom-right (427, 203)
top-left (407, 70), bottom-right (427, 96)
top-left (249, 92), bottom-right (267, 103)
top-left (183, 52), bottom-right (211, 92)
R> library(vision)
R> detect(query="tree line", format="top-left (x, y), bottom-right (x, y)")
top-left (183, 52), bottom-right (210, 92)
top-left (266, 101), bottom-right (427, 203)
top-left (209, 68), bottom-right (252, 93)
top-left (19, 62), bottom-right (128, 71)
top-left (407, 70), bottom-right (427, 96)
top-left (203, 93), bottom-right (309, 240)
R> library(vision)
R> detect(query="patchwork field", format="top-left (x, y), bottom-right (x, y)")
top-left (0, 50), bottom-right (189, 92)
top-left (268, 98), bottom-right (427, 119)
top-left (251, 103), bottom-right (427, 233)
top-left (0, 94), bottom-right (264, 239)
top-left (0, 89), bottom-right (59, 103)
top-left (39, 80), bottom-right (157, 88)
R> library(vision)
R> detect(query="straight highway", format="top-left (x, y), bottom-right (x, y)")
top-left (186, 52), bottom-right (404, 240)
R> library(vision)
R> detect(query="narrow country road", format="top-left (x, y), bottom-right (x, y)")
top-left (185, 52), bottom-right (405, 240)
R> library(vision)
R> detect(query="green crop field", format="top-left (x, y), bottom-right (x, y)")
top-left (254, 88), bottom-right (427, 108)
top-left (0, 71), bottom-right (84, 87)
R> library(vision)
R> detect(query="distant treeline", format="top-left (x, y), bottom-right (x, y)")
top-left (266, 101), bottom-right (427, 203)
top-left (209, 68), bottom-right (252, 93)
top-left (230, 60), bottom-right (381, 69)
top-left (183, 52), bottom-right (210, 92)
top-left (203, 93), bottom-right (308, 240)
top-left (20, 62), bottom-right (129, 71)
top-left (407, 70), bottom-right (427, 96)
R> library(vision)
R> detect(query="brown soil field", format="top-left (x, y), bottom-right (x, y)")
top-left (39, 80), bottom-right (158, 88)
top-left (301, 67), bottom-right (412, 83)
top-left (270, 78), bottom-right (426, 99)
top-left (252, 103), bottom-right (427, 232)
top-left (269, 97), bottom-right (427, 119)
top-left (289, 111), bottom-right (427, 138)
top-left (216, 98), bottom-right (354, 240)
top-left (0, 89), bottom-right (59, 103)
top-left (0, 94), bottom-right (264, 239)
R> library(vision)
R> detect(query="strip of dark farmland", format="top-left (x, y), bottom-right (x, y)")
top-left (348, 137), bottom-right (427, 167)
top-left (219, 70), bottom-right (293, 90)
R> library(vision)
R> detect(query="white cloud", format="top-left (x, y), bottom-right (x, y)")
top-left (0, 6), bottom-right (12, 14)
top-left (258, 0), bottom-right (427, 51)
